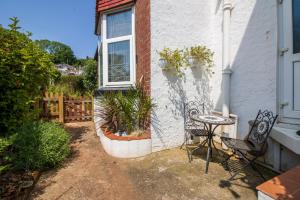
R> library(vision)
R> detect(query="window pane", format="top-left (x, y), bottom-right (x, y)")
top-left (293, 0), bottom-right (300, 53)
top-left (108, 41), bottom-right (130, 82)
top-left (107, 10), bottom-right (132, 39)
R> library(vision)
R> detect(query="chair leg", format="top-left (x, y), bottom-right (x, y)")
top-left (200, 138), bottom-right (208, 146)
top-left (228, 161), bottom-right (252, 181)
top-left (211, 139), bottom-right (222, 156)
top-left (221, 153), bottom-right (234, 166)
top-left (180, 133), bottom-right (188, 149)
top-left (187, 149), bottom-right (192, 162)
top-left (186, 137), bottom-right (209, 163)
top-left (227, 151), bottom-right (265, 181)
top-left (250, 160), bottom-right (266, 180)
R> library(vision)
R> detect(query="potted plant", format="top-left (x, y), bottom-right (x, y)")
top-left (186, 45), bottom-right (214, 71)
top-left (158, 48), bottom-right (188, 78)
top-left (97, 82), bottom-right (155, 138)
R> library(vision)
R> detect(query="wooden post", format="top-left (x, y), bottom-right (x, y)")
top-left (91, 95), bottom-right (94, 122)
top-left (44, 91), bottom-right (49, 117)
top-left (81, 96), bottom-right (85, 121)
top-left (59, 92), bottom-right (64, 123)
top-left (49, 92), bottom-right (53, 115)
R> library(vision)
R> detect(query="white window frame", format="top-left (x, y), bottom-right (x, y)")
top-left (101, 7), bottom-right (136, 87)
top-left (277, 0), bottom-right (300, 125)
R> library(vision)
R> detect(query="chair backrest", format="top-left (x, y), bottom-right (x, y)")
top-left (184, 101), bottom-right (205, 130)
top-left (246, 110), bottom-right (278, 150)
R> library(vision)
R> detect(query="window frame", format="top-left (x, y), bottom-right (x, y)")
top-left (101, 7), bottom-right (136, 87)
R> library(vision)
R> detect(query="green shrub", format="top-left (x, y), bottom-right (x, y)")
top-left (12, 121), bottom-right (70, 170)
top-left (49, 75), bottom-right (86, 97)
top-left (0, 18), bottom-right (57, 136)
top-left (82, 59), bottom-right (97, 92)
top-left (0, 136), bottom-right (15, 174)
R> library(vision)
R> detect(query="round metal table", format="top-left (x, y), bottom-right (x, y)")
top-left (190, 114), bottom-right (235, 173)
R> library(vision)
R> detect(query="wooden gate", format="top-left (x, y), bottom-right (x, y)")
top-left (64, 96), bottom-right (93, 122)
top-left (41, 92), bottom-right (93, 123)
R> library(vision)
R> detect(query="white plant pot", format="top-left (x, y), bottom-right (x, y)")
top-left (159, 59), bottom-right (168, 69)
top-left (188, 56), bottom-right (200, 68)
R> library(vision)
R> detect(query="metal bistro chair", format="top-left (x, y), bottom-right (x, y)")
top-left (181, 101), bottom-right (209, 162)
top-left (221, 110), bottom-right (278, 180)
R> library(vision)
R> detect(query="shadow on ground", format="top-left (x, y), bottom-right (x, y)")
top-left (30, 122), bottom-right (92, 200)
top-left (120, 145), bottom-right (277, 200)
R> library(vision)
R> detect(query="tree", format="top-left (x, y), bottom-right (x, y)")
top-left (35, 40), bottom-right (77, 65)
top-left (0, 18), bottom-right (57, 135)
top-left (82, 59), bottom-right (97, 92)
top-left (7, 17), bottom-right (21, 31)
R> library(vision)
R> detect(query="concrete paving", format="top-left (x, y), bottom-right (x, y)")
top-left (30, 122), bottom-right (276, 200)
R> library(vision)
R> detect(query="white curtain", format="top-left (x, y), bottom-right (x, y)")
top-left (107, 9), bottom-right (132, 39)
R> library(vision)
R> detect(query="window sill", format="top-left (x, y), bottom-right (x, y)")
top-left (94, 86), bottom-right (134, 95)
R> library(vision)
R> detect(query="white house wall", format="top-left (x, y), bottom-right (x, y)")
top-left (150, 0), bottom-right (278, 152)
top-left (229, 0), bottom-right (277, 138)
top-left (150, 0), bottom-right (218, 151)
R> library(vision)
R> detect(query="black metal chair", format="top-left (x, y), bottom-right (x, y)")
top-left (181, 101), bottom-right (209, 162)
top-left (221, 110), bottom-right (278, 180)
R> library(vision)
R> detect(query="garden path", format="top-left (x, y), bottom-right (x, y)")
top-left (30, 122), bottom-right (140, 200)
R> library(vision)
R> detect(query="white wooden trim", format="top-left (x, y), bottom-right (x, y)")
top-left (101, 7), bottom-right (135, 88)
top-left (98, 39), bottom-right (102, 88)
top-left (278, 0), bottom-right (300, 123)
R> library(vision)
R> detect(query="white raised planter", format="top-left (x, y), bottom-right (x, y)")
top-left (271, 126), bottom-right (300, 155)
top-left (96, 128), bottom-right (152, 158)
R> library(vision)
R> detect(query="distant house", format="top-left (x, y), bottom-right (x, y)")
top-left (56, 64), bottom-right (82, 76)
top-left (94, 0), bottom-right (300, 171)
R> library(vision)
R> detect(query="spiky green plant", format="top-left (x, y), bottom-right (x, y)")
top-left (97, 83), bottom-right (155, 134)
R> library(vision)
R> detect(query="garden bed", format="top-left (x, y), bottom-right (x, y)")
top-left (103, 129), bottom-right (150, 141)
top-left (97, 128), bottom-right (152, 158)
top-left (0, 170), bottom-right (41, 199)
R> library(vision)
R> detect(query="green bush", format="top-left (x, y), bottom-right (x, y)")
top-left (82, 59), bottom-right (97, 92)
top-left (49, 75), bottom-right (86, 96)
top-left (12, 121), bottom-right (70, 170)
top-left (0, 136), bottom-right (14, 174)
top-left (0, 18), bottom-right (57, 136)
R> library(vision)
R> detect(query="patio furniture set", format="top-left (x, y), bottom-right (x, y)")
top-left (182, 101), bottom-right (278, 180)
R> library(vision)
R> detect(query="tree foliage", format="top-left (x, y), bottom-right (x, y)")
top-left (49, 58), bottom-right (97, 96)
top-left (0, 18), bottom-right (57, 135)
top-left (35, 39), bottom-right (77, 65)
top-left (82, 59), bottom-right (97, 92)
top-left (48, 75), bottom-right (86, 97)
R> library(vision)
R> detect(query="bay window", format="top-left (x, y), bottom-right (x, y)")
top-left (100, 8), bottom-right (135, 87)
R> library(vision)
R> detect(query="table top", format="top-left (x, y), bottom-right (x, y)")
top-left (191, 114), bottom-right (235, 125)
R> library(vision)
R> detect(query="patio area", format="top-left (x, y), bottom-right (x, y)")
top-left (30, 122), bottom-right (276, 200)
top-left (121, 148), bottom-right (276, 200)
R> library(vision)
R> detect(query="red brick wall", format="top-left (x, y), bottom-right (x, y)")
top-left (135, 0), bottom-right (151, 94)
top-left (95, 0), bottom-right (151, 94)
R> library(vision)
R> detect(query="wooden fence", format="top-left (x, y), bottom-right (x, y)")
top-left (41, 92), bottom-right (93, 123)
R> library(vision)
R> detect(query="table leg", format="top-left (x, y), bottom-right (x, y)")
top-left (205, 124), bottom-right (213, 174)
top-left (211, 124), bottom-right (222, 156)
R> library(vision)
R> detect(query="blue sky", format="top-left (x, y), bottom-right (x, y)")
top-left (0, 0), bottom-right (98, 58)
